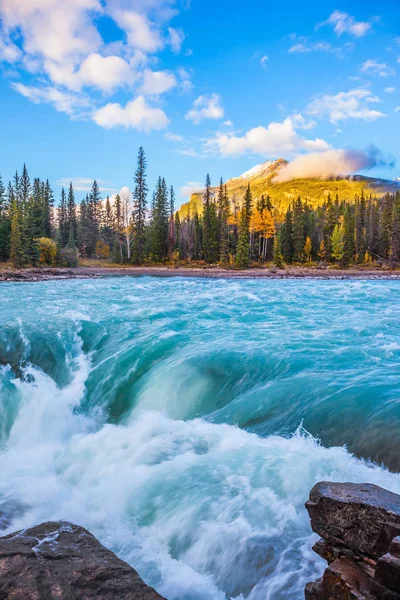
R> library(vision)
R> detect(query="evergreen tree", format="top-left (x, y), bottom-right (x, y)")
top-left (67, 182), bottom-right (77, 244)
top-left (273, 234), bottom-right (284, 268)
top-left (58, 188), bottom-right (69, 247)
top-left (132, 146), bottom-right (148, 264)
top-left (151, 177), bottom-right (169, 261)
top-left (10, 199), bottom-right (23, 267)
top-left (218, 179), bottom-right (230, 264)
top-left (281, 208), bottom-right (294, 263)
top-left (379, 193), bottom-right (393, 259)
top-left (341, 205), bottom-right (355, 267)
top-left (202, 174), bottom-right (219, 263)
top-left (235, 185), bottom-right (252, 269)
top-left (292, 197), bottom-right (304, 261)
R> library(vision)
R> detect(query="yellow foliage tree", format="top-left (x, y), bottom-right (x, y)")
top-left (96, 240), bottom-right (110, 259)
top-left (317, 240), bottom-right (326, 261)
top-left (303, 236), bottom-right (312, 262)
top-left (36, 237), bottom-right (57, 265)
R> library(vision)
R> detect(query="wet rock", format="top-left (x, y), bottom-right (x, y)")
top-left (305, 482), bottom-right (400, 600)
top-left (306, 481), bottom-right (400, 559)
top-left (0, 521), bottom-right (165, 600)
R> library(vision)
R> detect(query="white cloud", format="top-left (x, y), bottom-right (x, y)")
top-left (0, 37), bottom-right (21, 62)
top-left (275, 147), bottom-right (390, 182)
top-left (186, 94), bottom-right (224, 123)
top-left (57, 177), bottom-right (115, 192)
top-left (44, 53), bottom-right (134, 92)
top-left (291, 113), bottom-right (316, 130)
top-left (395, 107), bottom-right (400, 113)
top-left (206, 117), bottom-right (330, 157)
top-left (0, 0), bottom-right (102, 64)
top-left (180, 181), bottom-right (203, 196)
top-left (260, 55), bottom-right (269, 68)
top-left (0, 0), bottom-right (187, 128)
top-left (177, 67), bottom-right (193, 92)
top-left (306, 89), bottom-right (386, 123)
top-left (318, 10), bottom-right (372, 38)
top-left (140, 69), bottom-right (176, 95)
top-left (11, 82), bottom-right (90, 116)
top-left (168, 27), bottom-right (185, 53)
top-left (361, 59), bottom-right (395, 77)
top-left (223, 120), bottom-right (233, 126)
top-left (288, 38), bottom-right (354, 58)
top-left (384, 87), bottom-right (395, 93)
top-left (165, 132), bottom-right (184, 141)
top-left (93, 95), bottom-right (169, 130)
top-left (110, 9), bottom-right (162, 53)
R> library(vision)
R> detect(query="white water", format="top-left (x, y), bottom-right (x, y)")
top-left (1, 278), bottom-right (400, 599)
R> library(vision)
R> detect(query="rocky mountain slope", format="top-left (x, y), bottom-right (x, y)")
top-left (178, 159), bottom-right (399, 217)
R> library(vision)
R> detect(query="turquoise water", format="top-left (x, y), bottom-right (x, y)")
top-left (1, 277), bottom-right (400, 599)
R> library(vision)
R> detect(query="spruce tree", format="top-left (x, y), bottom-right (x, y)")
top-left (58, 188), bottom-right (69, 247)
top-left (218, 179), bottom-right (230, 264)
top-left (132, 147), bottom-right (148, 264)
top-left (292, 197), bottom-right (304, 261)
top-left (235, 185), bottom-right (252, 269)
top-left (10, 199), bottom-right (24, 267)
top-left (281, 208), bottom-right (294, 263)
top-left (67, 182), bottom-right (77, 243)
top-left (202, 174), bottom-right (219, 263)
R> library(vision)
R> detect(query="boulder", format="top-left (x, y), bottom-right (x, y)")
top-left (0, 521), bottom-right (166, 600)
top-left (305, 482), bottom-right (400, 600)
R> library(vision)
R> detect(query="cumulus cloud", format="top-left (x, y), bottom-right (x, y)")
top-left (361, 59), bottom-right (395, 77)
top-left (306, 89), bottom-right (386, 123)
top-left (44, 53), bottom-right (134, 92)
top-left (206, 117), bottom-right (330, 157)
top-left (110, 9), bottom-right (162, 53)
top-left (0, 0), bottom-right (186, 127)
top-left (93, 95), bottom-right (169, 130)
top-left (140, 69), bottom-right (176, 95)
top-left (180, 181), bottom-right (204, 197)
top-left (0, 37), bottom-right (21, 62)
top-left (275, 147), bottom-right (394, 182)
top-left (317, 11), bottom-right (372, 38)
top-left (186, 94), bottom-right (224, 123)
top-left (57, 177), bottom-right (115, 192)
top-left (11, 82), bottom-right (90, 116)
top-left (168, 27), bottom-right (185, 53)
top-left (0, 0), bottom-right (102, 64)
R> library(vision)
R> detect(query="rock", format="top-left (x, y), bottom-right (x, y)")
top-left (305, 482), bottom-right (400, 599)
top-left (0, 521), bottom-right (165, 600)
top-left (306, 481), bottom-right (400, 559)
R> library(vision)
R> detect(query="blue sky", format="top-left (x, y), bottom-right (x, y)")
top-left (0, 0), bottom-right (399, 206)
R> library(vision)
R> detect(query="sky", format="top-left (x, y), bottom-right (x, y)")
top-left (0, 0), bottom-right (399, 207)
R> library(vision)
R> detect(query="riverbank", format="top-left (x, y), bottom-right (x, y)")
top-left (1, 265), bottom-right (400, 282)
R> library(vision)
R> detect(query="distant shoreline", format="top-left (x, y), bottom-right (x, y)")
top-left (2, 265), bottom-right (400, 282)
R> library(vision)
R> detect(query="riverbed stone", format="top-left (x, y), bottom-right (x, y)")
top-left (0, 521), bottom-right (165, 600)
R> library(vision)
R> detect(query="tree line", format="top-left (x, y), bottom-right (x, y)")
top-left (1, 147), bottom-right (399, 269)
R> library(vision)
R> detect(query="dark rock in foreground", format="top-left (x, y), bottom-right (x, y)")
top-left (305, 481), bottom-right (400, 599)
top-left (0, 521), bottom-right (165, 600)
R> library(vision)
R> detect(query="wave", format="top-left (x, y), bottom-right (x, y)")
top-left (1, 277), bottom-right (400, 598)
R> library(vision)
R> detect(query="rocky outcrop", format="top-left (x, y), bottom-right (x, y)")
top-left (305, 482), bottom-right (400, 599)
top-left (0, 521), bottom-right (165, 600)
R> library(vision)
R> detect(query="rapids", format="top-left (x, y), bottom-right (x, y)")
top-left (1, 277), bottom-right (400, 599)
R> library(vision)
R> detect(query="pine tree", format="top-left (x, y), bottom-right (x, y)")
top-left (42, 179), bottom-right (54, 238)
top-left (58, 188), bottom-right (69, 247)
top-left (281, 208), bottom-right (294, 263)
top-left (292, 197), bottom-right (304, 261)
top-left (218, 179), bottom-right (230, 264)
top-left (391, 191), bottom-right (400, 265)
top-left (273, 234), bottom-right (284, 268)
top-left (202, 174), bottom-right (219, 263)
top-left (235, 185), bottom-right (252, 269)
top-left (20, 163), bottom-right (31, 208)
top-left (151, 176), bottom-right (169, 261)
top-left (379, 193), bottom-right (393, 259)
top-left (132, 146), bottom-right (148, 264)
top-left (10, 199), bottom-right (24, 267)
top-left (67, 182), bottom-right (77, 244)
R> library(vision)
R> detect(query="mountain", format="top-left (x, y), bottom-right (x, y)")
top-left (178, 158), bottom-right (400, 217)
